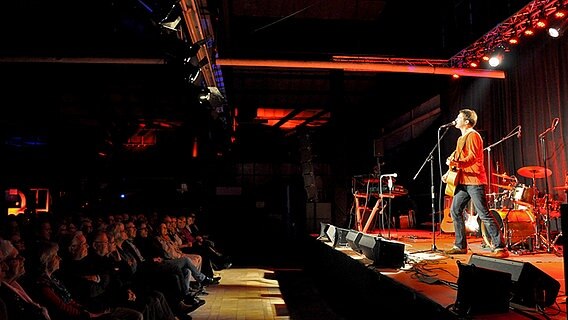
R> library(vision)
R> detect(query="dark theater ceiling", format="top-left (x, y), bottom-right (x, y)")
top-left (0, 0), bottom-right (532, 178)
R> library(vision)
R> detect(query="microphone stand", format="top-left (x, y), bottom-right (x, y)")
top-left (413, 126), bottom-right (451, 252)
top-left (379, 174), bottom-right (396, 239)
top-left (538, 121), bottom-right (558, 253)
top-left (484, 126), bottom-right (520, 194)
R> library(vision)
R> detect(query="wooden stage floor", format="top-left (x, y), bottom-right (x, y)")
top-left (314, 227), bottom-right (567, 319)
top-left (183, 226), bottom-right (566, 319)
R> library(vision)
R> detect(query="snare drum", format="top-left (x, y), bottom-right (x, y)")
top-left (512, 184), bottom-right (537, 208)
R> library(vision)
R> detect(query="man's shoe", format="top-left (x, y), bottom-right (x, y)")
top-left (175, 313), bottom-right (192, 320)
top-left (202, 276), bottom-right (221, 286)
top-left (487, 248), bottom-right (509, 258)
top-left (184, 297), bottom-right (205, 313)
top-left (189, 281), bottom-right (202, 290)
top-left (445, 247), bottom-right (468, 254)
top-left (177, 301), bottom-right (197, 314)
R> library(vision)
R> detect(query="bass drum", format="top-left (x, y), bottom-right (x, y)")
top-left (481, 209), bottom-right (535, 248)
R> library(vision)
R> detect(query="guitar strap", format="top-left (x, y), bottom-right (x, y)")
top-left (453, 131), bottom-right (473, 162)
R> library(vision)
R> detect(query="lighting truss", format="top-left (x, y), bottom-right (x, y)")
top-left (179, 0), bottom-right (226, 97)
top-left (330, 0), bottom-right (565, 73)
top-left (331, 55), bottom-right (449, 67)
top-left (449, 0), bottom-right (564, 68)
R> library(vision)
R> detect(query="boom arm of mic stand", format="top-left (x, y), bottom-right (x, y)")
top-left (538, 127), bottom-right (553, 139)
top-left (484, 128), bottom-right (520, 192)
top-left (413, 127), bottom-right (451, 180)
top-left (412, 126), bottom-right (451, 252)
top-left (484, 128), bottom-right (519, 151)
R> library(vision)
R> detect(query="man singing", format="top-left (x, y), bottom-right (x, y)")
top-left (442, 109), bottom-right (509, 258)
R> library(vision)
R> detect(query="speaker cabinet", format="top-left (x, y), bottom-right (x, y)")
top-left (468, 254), bottom-right (560, 308)
top-left (358, 234), bottom-right (405, 268)
top-left (455, 260), bottom-right (511, 315)
top-left (333, 227), bottom-right (349, 248)
top-left (317, 222), bottom-right (330, 241)
top-left (346, 230), bottom-right (363, 252)
top-left (323, 225), bottom-right (349, 247)
top-left (324, 224), bottom-right (336, 244)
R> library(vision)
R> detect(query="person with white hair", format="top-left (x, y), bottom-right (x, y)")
top-left (0, 239), bottom-right (52, 320)
top-left (0, 241), bottom-right (9, 320)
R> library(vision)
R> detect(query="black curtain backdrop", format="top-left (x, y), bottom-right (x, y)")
top-left (444, 35), bottom-right (568, 205)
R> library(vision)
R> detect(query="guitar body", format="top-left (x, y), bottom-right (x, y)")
top-left (440, 208), bottom-right (455, 233)
top-left (444, 168), bottom-right (459, 197)
top-left (440, 197), bottom-right (479, 234)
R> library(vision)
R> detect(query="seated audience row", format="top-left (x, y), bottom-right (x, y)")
top-left (0, 209), bottom-right (230, 320)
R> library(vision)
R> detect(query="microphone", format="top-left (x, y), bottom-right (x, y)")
top-left (381, 173), bottom-right (397, 178)
top-left (439, 120), bottom-right (456, 128)
top-left (517, 126), bottom-right (521, 139)
top-left (552, 118), bottom-right (560, 131)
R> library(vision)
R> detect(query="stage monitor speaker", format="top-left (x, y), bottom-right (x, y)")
top-left (317, 222), bottom-right (330, 241)
top-left (324, 224), bottom-right (336, 244)
top-left (454, 260), bottom-right (511, 316)
top-left (346, 230), bottom-right (363, 252)
top-left (468, 254), bottom-right (560, 308)
top-left (358, 234), bottom-right (405, 268)
top-left (332, 227), bottom-right (349, 248)
top-left (324, 225), bottom-right (348, 247)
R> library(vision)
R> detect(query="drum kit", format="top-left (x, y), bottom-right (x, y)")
top-left (482, 165), bottom-right (562, 253)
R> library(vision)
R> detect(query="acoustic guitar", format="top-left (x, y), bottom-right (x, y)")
top-left (444, 167), bottom-right (460, 197)
top-left (440, 198), bottom-right (479, 234)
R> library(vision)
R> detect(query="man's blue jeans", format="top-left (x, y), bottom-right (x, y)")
top-left (451, 184), bottom-right (505, 250)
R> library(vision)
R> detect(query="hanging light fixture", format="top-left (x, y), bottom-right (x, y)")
top-left (159, 2), bottom-right (182, 31)
top-left (548, 18), bottom-right (568, 37)
top-left (488, 44), bottom-right (507, 68)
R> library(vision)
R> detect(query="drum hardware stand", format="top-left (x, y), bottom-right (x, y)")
top-left (412, 126), bottom-right (451, 253)
top-left (538, 118), bottom-right (559, 253)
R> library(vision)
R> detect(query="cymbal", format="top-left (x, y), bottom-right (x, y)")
top-left (492, 172), bottom-right (514, 180)
top-left (493, 183), bottom-right (513, 190)
top-left (517, 166), bottom-right (552, 179)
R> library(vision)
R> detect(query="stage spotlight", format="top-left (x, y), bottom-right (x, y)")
top-left (552, 2), bottom-right (567, 19)
top-left (523, 20), bottom-right (535, 36)
top-left (488, 44), bottom-right (507, 67)
top-left (548, 19), bottom-right (568, 38)
top-left (198, 87), bottom-right (210, 101)
top-left (549, 26), bottom-right (561, 37)
top-left (488, 55), bottom-right (502, 67)
top-left (159, 3), bottom-right (182, 31)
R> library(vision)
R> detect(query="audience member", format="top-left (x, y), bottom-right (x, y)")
top-left (186, 212), bottom-right (231, 271)
top-left (0, 239), bottom-right (52, 320)
top-left (29, 241), bottom-right (116, 319)
top-left (58, 232), bottom-right (142, 320)
top-left (0, 240), bottom-right (9, 320)
top-left (154, 223), bottom-right (220, 290)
